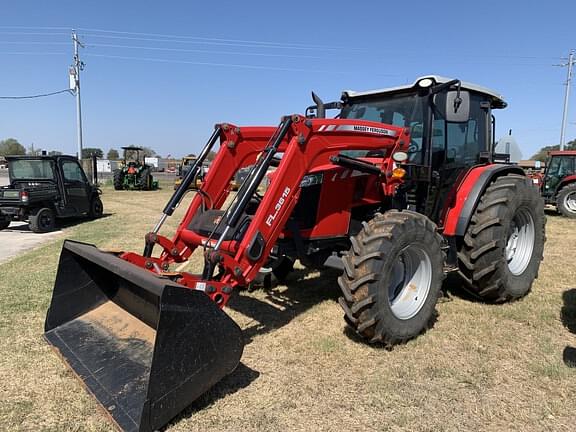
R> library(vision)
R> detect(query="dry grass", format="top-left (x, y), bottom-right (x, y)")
top-left (0, 182), bottom-right (575, 431)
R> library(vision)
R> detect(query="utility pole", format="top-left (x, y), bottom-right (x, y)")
top-left (559, 50), bottom-right (575, 151)
top-left (71, 31), bottom-right (85, 160)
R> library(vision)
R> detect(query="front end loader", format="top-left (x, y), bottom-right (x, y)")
top-left (44, 76), bottom-right (545, 431)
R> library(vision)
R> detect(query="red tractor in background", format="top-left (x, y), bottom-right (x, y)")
top-left (541, 150), bottom-right (576, 217)
top-left (43, 76), bottom-right (545, 432)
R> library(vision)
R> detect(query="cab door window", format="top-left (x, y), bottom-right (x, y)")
top-left (62, 161), bottom-right (87, 183)
top-left (436, 93), bottom-right (486, 165)
top-left (547, 156), bottom-right (574, 178)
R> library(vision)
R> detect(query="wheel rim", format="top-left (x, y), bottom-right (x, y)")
top-left (40, 211), bottom-right (53, 229)
top-left (564, 191), bottom-right (576, 213)
top-left (506, 208), bottom-right (535, 276)
top-left (387, 244), bottom-right (432, 320)
top-left (94, 200), bottom-right (103, 215)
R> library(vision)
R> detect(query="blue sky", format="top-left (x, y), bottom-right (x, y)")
top-left (0, 0), bottom-right (574, 158)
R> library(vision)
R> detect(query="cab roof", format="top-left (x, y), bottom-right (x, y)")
top-left (5, 155), bottom-right (77, 161)
top-left (549, 150), bottom-right (576, 156)
top-left (342, 75), bottom-right (507, 109)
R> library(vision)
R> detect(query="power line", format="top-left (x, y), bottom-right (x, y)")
top-left (0, 31), bottom-right (70, 37)
top-left (77, 27), bottom-right (351, 51)
top-left (0, 26), bottom-right (560, 60)
top-left (0, 89), bottom-right (72, 99)
top-left (80, 33), bottom-right (341, 51)
top-left (87, 42), bottom-right (322, 59)
top-left (0, 51), bottom-right (67, 55)
top-left (0, 25), bottom-right (71, 31)
top-left (0, 41), bottom-right (69, 45)
top-left (83, 52), bottom-right (401, 75)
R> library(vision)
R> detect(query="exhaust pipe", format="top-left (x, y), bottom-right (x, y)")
top-left (44, 240), bottom-right (244, 432)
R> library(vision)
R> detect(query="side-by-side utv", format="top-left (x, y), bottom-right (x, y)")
top-left (44, 76), bottom-right (545, 432)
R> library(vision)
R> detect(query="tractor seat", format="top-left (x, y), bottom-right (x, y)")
top-left (187, 209), bottom-right (253, 242)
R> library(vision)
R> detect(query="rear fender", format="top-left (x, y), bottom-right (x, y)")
top-left (557, 175), bottom-right (576, 195)
top-left (443, 164), bottom-right (525, 237)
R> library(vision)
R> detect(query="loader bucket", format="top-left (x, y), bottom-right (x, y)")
top-left (44, 240), bottom-right (244, 432)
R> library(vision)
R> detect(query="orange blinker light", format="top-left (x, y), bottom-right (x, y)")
top-left (391, 167), bottom-right (406, 179)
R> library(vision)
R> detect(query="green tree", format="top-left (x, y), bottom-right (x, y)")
top-left (140, 146), bottom-right (156, 158)
top-left (0, 138), bottom-right (26, 156)
top-left (107, 148), bottom-right (120, 159)
top-left (81, 147), bottom-right (104, 158)
top-left (530, 139), bottom-right (576, 161)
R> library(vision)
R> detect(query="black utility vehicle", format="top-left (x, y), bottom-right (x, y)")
top-left (0, 155), bottom-right (103, 232)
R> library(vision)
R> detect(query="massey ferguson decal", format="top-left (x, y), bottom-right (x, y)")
top-left (318, 124), bottom-right (397, 137)
top-left (266, 186), bottom-right (291, 227)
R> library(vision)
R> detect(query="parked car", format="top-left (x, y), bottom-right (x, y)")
top-left (0, 155), bottom-right (103, 232)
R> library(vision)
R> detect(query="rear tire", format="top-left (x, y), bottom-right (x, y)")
top-left (557, 183), bottom-right (576, 218)
top-left (113, 169), bottom-right (124, 190)
top-left (457, 174), bottom-right (545, 302)
top-left (338, 210), bottom-right (445, 345)
top-left (0, 217), bottom-right (10, 230)
top-left (29, 207), bottom-right (56, 233)
top-left (137, 168), bottom-right (152, 190)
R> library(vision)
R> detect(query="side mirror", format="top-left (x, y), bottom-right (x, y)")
top-left (445, 90), bottom-right (470, 122)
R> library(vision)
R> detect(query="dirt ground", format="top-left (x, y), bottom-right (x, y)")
top-left (0, 184), bottom-right (574, 431)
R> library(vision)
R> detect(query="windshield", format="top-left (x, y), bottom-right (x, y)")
top-left (9, 159), bottom-right (55, 180)
top-left (340, 92), bottom-right (426, 161)
top-left (341, 92), bottom-right (425, 127)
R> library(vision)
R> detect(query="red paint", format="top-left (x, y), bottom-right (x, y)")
top-left (121, 116), bottom-right (410, 307)
top-left (442, 165), bottom-right (492, 236)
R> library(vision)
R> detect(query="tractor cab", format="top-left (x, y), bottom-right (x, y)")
top-left (542, 151), bottom-right (576, 197)
top-left (310, 75), bottom-right (508, 221)
top-left (121, 146), bottom-right (143, 166)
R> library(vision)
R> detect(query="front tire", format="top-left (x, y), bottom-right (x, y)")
top-left (29, 207), bottom-right (56, 233)
top-left (557, 183), bottom-right (576, 218)
top-left (88, 196), bottom-right (104, 219)
top-left (457, 174), bottom-right (545, 302)
top-left (338, 210), bottom-right (445, 345)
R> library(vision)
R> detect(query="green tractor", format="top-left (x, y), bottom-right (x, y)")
top-left (113, 146), bottom-right (158, 191)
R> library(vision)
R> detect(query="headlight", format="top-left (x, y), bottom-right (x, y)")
top-left (300, 173), bottom-right (323, 188)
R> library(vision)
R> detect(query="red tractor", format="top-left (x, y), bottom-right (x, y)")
top-left (43, 76), bottom-right (545, 432)
top-left (541, 150), bottom-right (576, 217)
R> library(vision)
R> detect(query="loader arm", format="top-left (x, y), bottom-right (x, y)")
top-left (225, 116), bottom-right (408, 287)
top-left (162, 116), bottom-right (408, 305)
top-left (122, 115), bottom-right (408, 307)
top-left (170, 125), bottom-right (284, 260)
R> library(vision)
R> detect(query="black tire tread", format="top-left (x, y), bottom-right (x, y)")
top-left (338, 210), bottom-right (445, 346)
top-left (457, 174), bottom-right (546, 302)
top-left (29, 207), bottom-right (55, 233)
top-left (113, 169), bottom-right (124, 190)
top-left (556, 183), bottom-right (576, 218)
